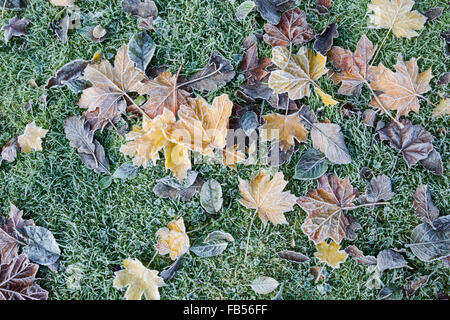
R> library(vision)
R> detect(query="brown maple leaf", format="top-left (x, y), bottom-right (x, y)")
top-left (78, 44), bottom-right (146, 130)
top-left (131, 70), bottom-right (190, 119)
top-left (263, 8), bottom-right (315, 47)
top-left (297, 174), bottom-right (361, 244)
top-left (328, 34), bottom-right (380, 96)
top-left (369, 55), bottom-right (432, 117)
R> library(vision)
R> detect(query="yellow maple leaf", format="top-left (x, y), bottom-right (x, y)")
top-left (155, 217), bottom-right (190, 260)
top-left (238, 171), bottom-right (298, 225)
top-left (260, 112), bottom-right (308, 151)
top-left (433, 98), bottom-right (450, 118)
top-left (18, 121), bottom-right (48, 154)
top-left (164, 141), bottom-right (191, 181)
top-left (368, 0), bottom-right (426, 38)
top-left (166, 94), bottom-right (233, 155)
top-left (268, 46), bottom-right (335, 106)
top-left (113, 259), bottom-right (165, 300)
top-left (315, 241), bottom-right (348, 268)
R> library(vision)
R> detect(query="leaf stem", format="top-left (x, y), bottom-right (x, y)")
top-left (146, 251), bottom-right (158, 268)
top-left (371, 27), bottom-right (392, 66)
top-left (244, 210), bottom-right (258, 263)
top-left (342, 202), bottom-right (390, 211)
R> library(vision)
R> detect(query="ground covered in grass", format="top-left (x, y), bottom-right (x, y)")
top-left (0, 0), bottom-right (449, 299)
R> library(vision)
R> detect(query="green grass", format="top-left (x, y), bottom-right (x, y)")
top-left (0, 0), bottom-right (449, 300)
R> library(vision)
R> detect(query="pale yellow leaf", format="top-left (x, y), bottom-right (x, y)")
top-left (113, 259), bottom-right (165, 300)
top-left (18, 121), bottom-right (48, 154)
top-left (155, 217), bottom-right (190, 260)
top-left (315, 241), bottom-right (348, 268)
top-left (432, 98), bottom-right (450, 118)
top-left (164, 141), bottom-right (191, 181)
top-left (223, 144), bottom-right (245, 169)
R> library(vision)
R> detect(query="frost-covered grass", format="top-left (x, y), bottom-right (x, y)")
top-left (0, 0), bottom-right (448, 299)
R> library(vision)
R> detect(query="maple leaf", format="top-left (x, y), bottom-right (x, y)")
top-left (297, 173), bottom-right (361, 244)
top-left (132, 70), bottom-right (190, 119)
top-left (2, 16), bottom-right (30, 44)
top-left (0, 229), bottom-right (18, 264)
top-left (166, 94), bottom-right (233, 155)
top-left (113, 258), bottom-right (165, 300)
top-left (260, 111), bottom-right (308, 151)
top-left (368, 0), bottom-right (426, 38)
top-left (155, 217), bottom-right (190, 260)
top-left (315, 241), bottom-right (348, 268)
top-left (18, 121), bottom-right (48, 154)
top-left (268, 46), bottom-right (337, 106)
top-left (2, 204), bottom-right (35, 242)
top-left (328, 34), bottom-right (380, 96)
top-left (369, 55), bottom-right (432, 117)
top-left (263, 8), bottom-right (315, 47)
top-left (378, 118), bottom-right (434, 166)
top-left (238, 171), bottom-right (297, 225)
top-left (78, 44), bottom-right (146, 130)
top-left (0, 254), bottom-right (48, 300)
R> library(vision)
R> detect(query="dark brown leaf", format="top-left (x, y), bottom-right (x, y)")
top-left (2, 16), bottom-right (30, 44)
top-left (0, 229), bottom-right (19, 264)
top-left (314, 22), bottom-right (338, 55)
top-left (424, 7), bottom-right (443, 22)
top-left (45, 59), bottom-right (89, 90)
top-left (277, 250), bottom-right (310, 263)
top-left (2, 204), bottom-right (35, 242)
top-left (241, 43), bottom-right (272, 84)
top-left (413, 185), bottom-right (439, 226)
top-left (312, 0), bottom-right (332, 15)
top-left (263, 8), bottom-right (315, 47)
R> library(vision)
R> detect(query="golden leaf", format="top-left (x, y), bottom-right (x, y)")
top-left (223, 145), bottom-right (245, 169)
top-left (166, 94), bottom-right (233, 155)
top-left (368, 0), bottom-right (426, 38)
top-left (268, 46), bottom-right (333, 106)
top-left (315, 241), bottom-right (348, 268)
top-left (369, 55), bottom-right (432, 117)
top-left (113, 259), bottom-right (165, 300)
top-left (132, 71), bottom-right (190, 119)
top-left (155, 217), bottom-right (190, 260)
top-left (164, 141), bottom-right (191, 181)
top-left (314, 87), bottom-right (338, 106)
top-left (18, 121), bottom-right (48, 154)
top-left (238, 171), bottom-right (298, 225)
top-left (260, 111), bottom-right (308, 151)
top-left (432, 98), bottom-right (450, 118)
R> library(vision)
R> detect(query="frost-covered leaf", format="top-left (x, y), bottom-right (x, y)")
top-left (314, 22), bottom-right (338, 56)
top-left (294, 148), bottom-right (327, 180)
top-left (344, 245), bottom-right (377, 266)
top-left (0, 0), bottom-right (27, 10)
top-left (432, 98), bottom-right (449, 118)
top-left (277, 250), bottom-right (309, 263)
top-left (22, 226), bottom-right (60, 266)
top-left (155, 217), bottom-right (190, 261)
top-left (112, 162), bottom-right (140, 180)
top-left (413, 185), bottom-right (439, 225)
top-left (236, 1), bottom-right (255, 21)
top-left (190, 242), bottom-right (228, 257)
top-left (18, 122), bottom-right (48, 154)
top-left (315, 241), bottom-right (348, 268)
top-left (122, 0), bottom-right (158, 19)
top-left (204, 231), bottom-right (234, 243)
top-left (250, 276), bottom-right (279, 294)
top-left (310, 122), bottom-right (352, 164)
top-left (2, 16), bottom-right (30, 44)
top-left (45, 60), bottom-right (88, 90)
top-left (376, 249), bottom-right (409, 272)
top-left (1, 136), bottom-right (18, 163)
top-left (128, 32), bottom-right (155, 71)
top-left (160, 255), bottom-right (183, 282)
top-left (363, 175), bottom-right (394, 203)
top-left (200, 179), bottom-right (223, 214)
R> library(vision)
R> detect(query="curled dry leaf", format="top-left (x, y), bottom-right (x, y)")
top-left (0, 254), bottom-right (48, 300)
top-left (369, 55), bottom-right (432, 118)
top-left (263, 8), bottom-right (315, 47)
top-left (251, 276), bottom-right (279, 294)
top-left (314, 22), bottom-right (338, 56)
top-left (122, 0), bottom-right (158, 19)
top-left (368, 0), bottom-right (426, 38)
top-left (64, 116), bottom-right (110, 174)
top-left (18, 121), bottom-right (48, 154)
top-left (378, 118), bottom-right (434, 167)
top-left (297, 173), bottom-right (361, 244)
top-left (113, 258), bottom-right (165, 300)
top-left (2, 16), bottom-right (30, 45)
top-left (344, 245), bottom-right (377, 266)
top-left (315, 241), bottom-right (348, 268)
top-left (328, 34), bottom-right (380, 96)
top-left (254, 0), bottom-right (295, 24)
top-left (166, 94), bottom-right (233, 155)
top-left (413, 185), bottom-right (439, 226)
top-left (155, 217), bottom-right (190, 261)
top-left (238, 171), bottom-right (297, 225)
top-left (260, 111), bottom-right (308, 152)
top-left (160, 255), bottom-right (183, 282)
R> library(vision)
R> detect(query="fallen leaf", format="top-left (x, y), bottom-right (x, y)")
top-left (1, 136), bottom-right (18, 163)
top-left (310, 266), bottom-right (324, 282)
top-left (369, 55), bottom-right (432, 117)
top-left (164, 141), bottom-right (191, 181)
top-left (132, 70), bottom-right (190, 118)
top-left (251, 276), bottom-right (279, 294)
top-left (314, 22), bottom-right (338, 56)
top-left (64, 116), bottom-right (110, 174)
top-left (0, 0), bottom-right (27, 10)
top-left (166, 94), bottom-right (233, 155)
top-left (413, 185), bottom-right (439, 226)
top-left (263, 8), bottom-right (315, 47)
top-left (424, 7), bottom-right (443, 22)
top-left (241, 43), bottom-right (272, 84)
top-left (21, 226), bottom-right (60, 266)
top-left (186, 52), bottom-right (235, 92)
top-left (277, 250), bottom-right (310, 263)
top-left (260, 111), bottom-right (308, 151)
top-left (419, 148), bottom-right (443, 176)
top-left (363, 109), bottom-right (377, 127)
top-left (87, 25), bottom-right (107, 43)
top-left (18, 121), bottom-right (48, 154)
top-left (266, 142), bottom-right (294, 166)
top-left (160, 255), bottom-right (183, 282)
top-left (344, 245), bottom-right (377, 266)
top-left (45, 59), bottom-right (88, 90)
top-left (2, 16), bottom-right (30, 44)
top-left (138, 16), bottom-right (154, 31)
top-left (128, 32), bottom-right (155, 72)
top-left (153, 174), bottom-right (204, 201)
top-left (204, 231), bottom-right (234, 243)
top-left (378, 118), bottom-right (433, 167)
top-left (51, 14), bottom-right (69, 44)
top-left (363, 175), bottom-right (394, 204)
top-left (190, 242), bottom-right (228, 257)
top-left (378, 285), bottom-right (403, 300)
top-left (404, 275), bottom-right (429, 296)
top-left (437, 72), bottom-right (450, 85)
top-left (0, 254), bottom-right (48, 300)
top-left (1, 204), bottom-right (35, 242)
top-left (407, 216), bottom-right (450, 262)
top-left (0, 229), bottom-right (19, 264)
top-left (315, 241), bottom-right (348, 268)
top-left (297, 173), bottom-right (361, 244)
top-left (254, 0), bottom-right (295, 24)
top-left (200, 179), bottom-right (223, 215)
top-left (240, 110), bottom-right (259, 136)
top-left (113, 258), bottom-right (164, 300)
top-left (122, 0), bottom-right (158, 19)
top-left (272, 284), bottom-right (283, 300)
top-left (368, 0), bottom-right (426, 38)
top-left (329, 34), bottom-right (380, 96)
top-left (310, 122), bottom-right (352, 164)
top-left (294, 148), bottom-right (328, 180)
top-left (155, 217), bottom-right (190, 260)
top-left (236, 1), bottom-right (256, 21)
top-left (377, 249), bottom-right (409, 272)
top-left (432, 98), bottom-right (449, 118)
top-left (111, 162), bottom-right (140, 180)
top-left (238, 171), bottom-right (297, 225)
top-left (48, 0), bottom-right (74, 5)
top-left (312, 0), bottom-right (332, 15)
